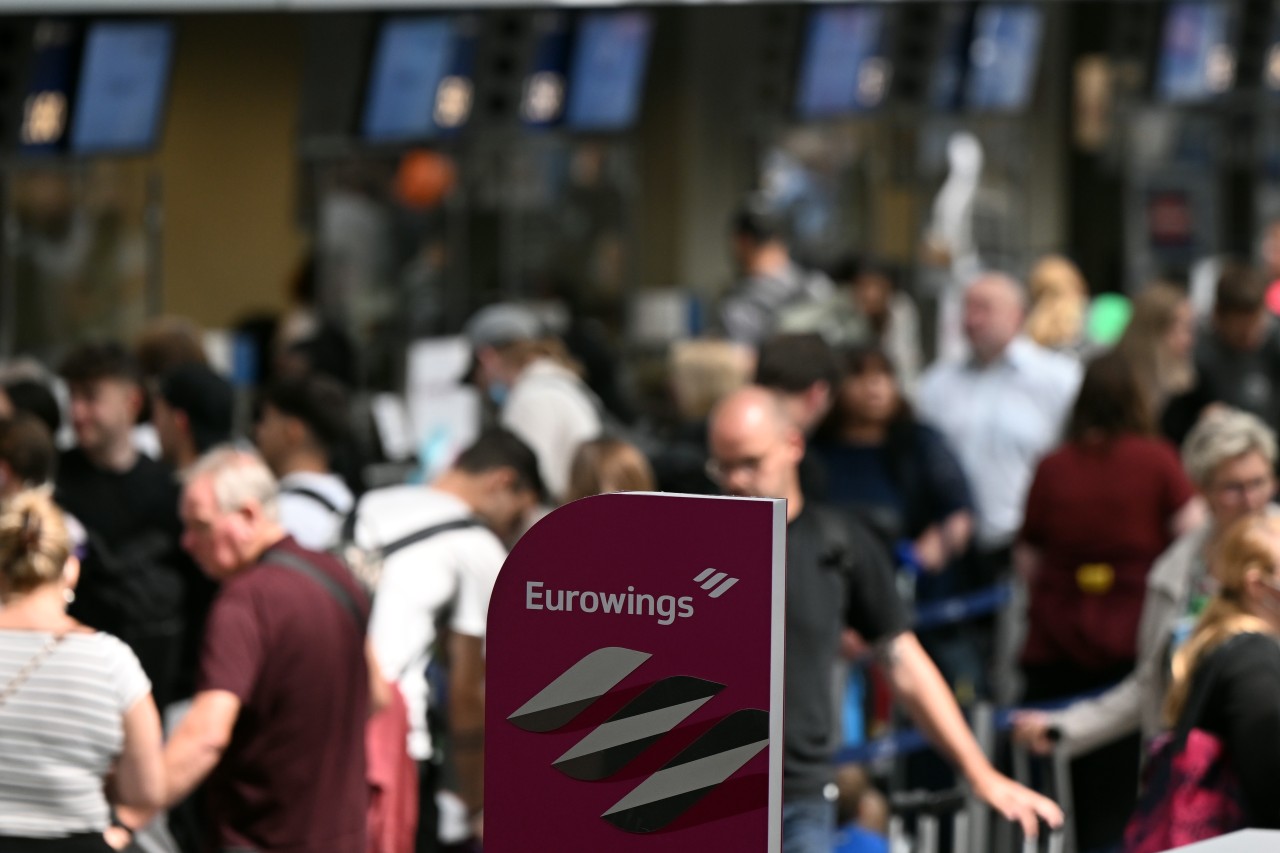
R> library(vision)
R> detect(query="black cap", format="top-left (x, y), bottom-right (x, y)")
top-left (159, 364), bottom-right (234, 453)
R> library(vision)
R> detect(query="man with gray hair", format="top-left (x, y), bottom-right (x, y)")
top-left (119, 446), bottom-right (371, 853)
top-left (1015, 406), bottom-right (1279, 756)
top-left (916, 273), bottom-right (1082, 700)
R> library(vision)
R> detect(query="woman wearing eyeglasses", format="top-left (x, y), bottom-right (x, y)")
top-left (0, 489), bottom-right (164, 852)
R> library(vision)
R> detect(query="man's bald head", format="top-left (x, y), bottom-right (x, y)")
top-left (963, 272), bottom-right (1028, 364)
top-left (707, 386), bottom-right (804, 503)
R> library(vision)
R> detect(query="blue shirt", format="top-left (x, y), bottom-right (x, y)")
top-left (916, 337), bottom-right (1081, 548)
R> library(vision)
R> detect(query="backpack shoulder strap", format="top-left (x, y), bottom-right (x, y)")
top-left (263, 547), bottom-right (367, 633)
top-left (281, 485), bottom-right (343, 516)
top-left (382, 517), bottom-right (485, 561)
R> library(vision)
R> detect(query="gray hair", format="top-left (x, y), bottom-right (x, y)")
top-left (1182, 407), bottom-right (1278, 487)
top-left (184, 445), bottom-right (280, 521)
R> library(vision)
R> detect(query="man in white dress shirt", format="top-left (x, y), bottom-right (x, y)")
top-left (916, 273), bottom-right (1082, 700)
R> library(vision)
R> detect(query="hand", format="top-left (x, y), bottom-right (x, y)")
top-left (840, 628), bottom-right (870, 662)
top-left (913, 529), bottom-right (947, 573)
top-left (1010, 711), bottom-right (1058, 757)
top-left (971, 768), bottom-right (1064, 840)
top-left (104, 826), bottom-right (133, 851)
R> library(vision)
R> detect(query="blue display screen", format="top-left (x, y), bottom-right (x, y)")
top-left (1157, 2), bottom-right (1233, 103)
top-left (564, 11), bottom-right (653, 132)
top-left (361, 17), bottom-right (457, 142)
top-left (965, 4), bottom-right (1044, 112)
top-left (69, 21), bottom-right (174, 155)
top-left (795, 6), bottom-right (888, 120)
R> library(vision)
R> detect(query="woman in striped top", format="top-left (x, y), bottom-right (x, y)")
top-left (0, 489), bottom-right (164, 852)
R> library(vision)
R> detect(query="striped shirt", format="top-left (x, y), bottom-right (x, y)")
top-left (0, 630), bottom-right (150, 838)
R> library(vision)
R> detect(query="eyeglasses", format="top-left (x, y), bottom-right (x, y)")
top-left (705, 455), bottom-right (766, 483)
top-left (1212, 475), bottom-right (1275, 500)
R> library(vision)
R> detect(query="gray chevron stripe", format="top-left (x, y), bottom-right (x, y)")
top-left (602, 740), bottom-right (768, 816)
top-left (508, 647), bottom-right (650, 731)
top-left (555, 697), bottom-right (714, 764)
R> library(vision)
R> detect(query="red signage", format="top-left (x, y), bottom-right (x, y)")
top-left (485, 493), bottom-right (786, 852)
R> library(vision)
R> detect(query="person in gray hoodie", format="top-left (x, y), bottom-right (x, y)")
top-left (1013, 407), bottom-right (1278, 758)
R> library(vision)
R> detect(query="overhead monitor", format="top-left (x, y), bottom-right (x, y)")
top-left (19, 20), bottom-right (79, 154)
top-left (795, 5), bottom-right (890, 120)
top-left (361, 16), bottom-right (458, 142)
top-left (964, 3), bottom-right (1044, 112)
top-left (928, 5), bottom-right (973, 111)
top-left (68, 20), bottom-right (174, 155)
top-left (1156, 1), bottom-right (1235, 103)
top-left (563, 10), bottom-right (653, 132)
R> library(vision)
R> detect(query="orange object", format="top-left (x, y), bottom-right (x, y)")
top-left (394, 149), bottom-right (456, 211)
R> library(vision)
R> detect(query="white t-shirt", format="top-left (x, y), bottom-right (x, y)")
top-left (359, 486), bottom-right (507, 761)
top-left (277, 471), bottom-right (354, 551)
top-left (501, 358), bottom-right (602, 503)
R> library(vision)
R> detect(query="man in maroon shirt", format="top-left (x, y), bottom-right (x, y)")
top-left (120, 446), bottom-right (370, 853)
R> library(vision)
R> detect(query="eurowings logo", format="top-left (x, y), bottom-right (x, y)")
top-left (693, 568), bottom-right (738, 598)
top-left (508, 646), bottom-right (769, 834)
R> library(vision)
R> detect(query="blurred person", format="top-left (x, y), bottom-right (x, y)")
top-left (0, 414), bottom-right (57, 502)
top-left (3, 378), bottom-right (63, 438)
top-left (720, 202), bottom-right (836, 347)
top-left (354, 429), bottom-right (543, 851)
top-left (1013, 408), bottom-right (1276, 769)
top-left (755, 333), bottom-right (842, 501)
top-left (1165, 264), bottom-right (1280, 445)
top-left (816, 345), bottom-right (973, 575)
top-left (119, 447), bottom-right (370, 853)
top-left (917, 273), bottom-right (1081, 580)
top-left (467, 303), bottom-right (602, 503)
top-left (54, 343), bottom-right (196, 710)
top-left (755, 333), bottom-right (841, 437)
top-left (1016, 352), bottom-right (1201, 851)
top-left (0, 490), bottom-right (164, 852)
top-left (1024, 254), bottom-right (1089, 354)
top-left (134, 316), bottom-right (207, 384)
top-left (916, 273), bottom-right (1081, 704)
top-left (836, 257), bottom-right (923, 393)
top-left (832, 764), bottom-right (889, 853)
top-left (1115, 283), bottom-right (1196, 435)
top-left (650, 340), bottom-right (753, 496)
top-left (1149, 514), bottom-right (1280, 832)
top-left (707, 387), bottom-right (1063, 852)
top-left (255, 375), bottom-right (354, 550)
top-left (564, 437), bottom-right (656, 503)
top-left (151, 363), bottom-right (234, 473)
top-left (0, 387), bottom-right (9, 421)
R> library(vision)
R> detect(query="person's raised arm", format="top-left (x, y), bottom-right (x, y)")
top-left (879, 632), bottom-right (1064, 838)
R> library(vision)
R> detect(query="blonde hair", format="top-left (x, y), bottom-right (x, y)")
top-left (184, 446), bottom-right (280, 522)
top-left (496, 338), bottom-right (584, 378)
top-left (0, 489), bottom-right (70, 594)
top-left (1164, 515), bottom-right (1280, 725)
top-left (566, 438), bottom-right (656, 503)
top-left (669, 340), bottom-right (754, 422)
top-left (1117, 282), bottom-right (1195, 405)
top-left (1025, 255), bottom-right (1088, 349)
top-left (1180, 407), bottom-right (1277, 489)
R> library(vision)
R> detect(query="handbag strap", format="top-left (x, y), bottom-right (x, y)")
top-left (263, 548), bottom-right (368, 634)
top-left (0, 632), bottom-right (69, 709)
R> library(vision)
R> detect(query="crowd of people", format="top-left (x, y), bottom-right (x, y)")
top-left (3, 206), bottom-right (1280, 853)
